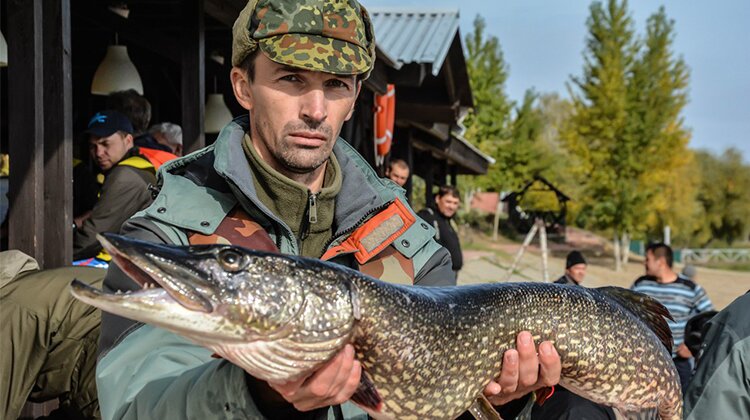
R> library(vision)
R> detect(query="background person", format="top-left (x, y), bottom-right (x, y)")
top-left (418, 185), bottom-right (463, 279)
top-left (630, 242), bottom-right (714, 392)
top-left (73, 110), bottom-right (156, 261)
top-left (385, 158), bottom-right (409, 187)
top-left (149, 122), bottom-right (183, 156)
top-left (555, 250), bottom-right (587, 285)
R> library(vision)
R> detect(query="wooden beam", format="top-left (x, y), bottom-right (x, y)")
top-left (181, 0), bottom-right (206, 153)
top-left (396, 102), bottom-right (458, 123)
top-left (41, 0), bottom-right (74, 268)
top-left (8, 0), bottom-right (46, 264)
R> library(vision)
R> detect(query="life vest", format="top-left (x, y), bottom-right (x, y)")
top-left (137, 147), bottom-right (178, 170)
top-left (373, 84), bottom-right (395, 166)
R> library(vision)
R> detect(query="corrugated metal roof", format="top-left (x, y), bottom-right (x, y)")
top-left (368, 8), bottom-right (460, 76)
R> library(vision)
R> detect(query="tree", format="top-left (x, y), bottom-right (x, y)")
top-left (693, 149), bottom-right (750, 246)
top-left (563, 0), bottom-right (639, 270)
top-left (462, 16), bottom-right (514, 192)
top-left (629, 8), bottom-right (694, 245)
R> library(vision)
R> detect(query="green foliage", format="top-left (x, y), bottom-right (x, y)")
top-left (692, 149), bottom-right (750, 246)
top-left (463, 17), bottom-right (548, 194)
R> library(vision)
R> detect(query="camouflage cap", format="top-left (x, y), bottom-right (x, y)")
top-left (232, 0), bottom-right (376, 79)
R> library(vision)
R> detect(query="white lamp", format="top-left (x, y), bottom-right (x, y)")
top-left (0, 31), bottom-right (8, 67)
top-left (91, 44), bottom-right (143, 95)
top-left (205, 93), bottom-right (233, 134)
top-left (205, 76), bottom-right (232, 133)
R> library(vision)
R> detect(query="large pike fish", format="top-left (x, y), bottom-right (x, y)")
top-left (71, 234), bottom-right (681, 419)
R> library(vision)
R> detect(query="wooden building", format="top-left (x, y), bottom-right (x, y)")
top-left (0, 2), bottom-right (490, 269)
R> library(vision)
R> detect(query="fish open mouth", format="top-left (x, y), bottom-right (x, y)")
top-left (97, 233), bottom-right (214, 313)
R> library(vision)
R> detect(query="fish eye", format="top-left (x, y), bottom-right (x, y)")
top-left (219, 249), bottom-right (243, 272)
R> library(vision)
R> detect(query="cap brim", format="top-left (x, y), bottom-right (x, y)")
top-left (259, 34), bottom-right (371, 76)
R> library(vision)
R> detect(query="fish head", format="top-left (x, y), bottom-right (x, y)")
top-left (71, 233), bottom-right (312, 343)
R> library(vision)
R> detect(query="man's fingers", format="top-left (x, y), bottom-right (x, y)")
top-left (538, 341), bottom-right (561, 387)
top-left (516, 331), bottom-right (539, 388)
top-left (497, 349), bottom-right (519, 394)
top-left (483, 380), bottom-right (502, 396)
top-left (305, 345), bottom-right (353, 399)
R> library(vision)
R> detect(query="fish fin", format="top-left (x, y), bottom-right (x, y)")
top-left (350, 372), bottom-right (382, 412)
top-left (596, 286), bottom-right (674, 353)
top-left (467, 395), bottom-right (502, 420)
top-left (613, 407), bottom-right (659, 420)
top-left (533, 385), bottom-right (555, 406)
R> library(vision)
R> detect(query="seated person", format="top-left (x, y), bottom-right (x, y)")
top-left (73, 110), bottom-right (157, 261)
top-left (1, 250), bottom-right (104, 419)
top-left (149, 122), bottom-right (183, 156)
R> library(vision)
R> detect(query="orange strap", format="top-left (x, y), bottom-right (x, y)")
top-left (322, 199), bottom-right (415, 264)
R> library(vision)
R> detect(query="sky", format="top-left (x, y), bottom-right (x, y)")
top-left (364, 0), bottom-right (750, 161)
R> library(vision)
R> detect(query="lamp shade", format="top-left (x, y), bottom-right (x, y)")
top-left (0, 31), bottom-right (7, 67)
top-left (205, 93), bottom-right (233, 134)
top-left (91, 45), bottom-right (143, 95)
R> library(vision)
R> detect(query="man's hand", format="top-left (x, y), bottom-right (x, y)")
top-left (269, 344), bottom-right (362, 412)
top-left (483, 331), bottom-right (561, 406)
top-left (676, 343), bottom-right (692, 359)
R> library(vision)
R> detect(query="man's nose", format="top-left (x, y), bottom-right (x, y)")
top-left (300, 89), bottom-right (328, 124)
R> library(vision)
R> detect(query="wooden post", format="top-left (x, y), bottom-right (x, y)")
top-left (539, 220), bottom-right (549, 282)
top-left (42, 0), bottom-right (73, 268)
top-left (8, 0), bottom-right (46, 264)
top-left (181, 0), bottom-right (205, 153)
top-left (505, 221), bottom-right (539, 281)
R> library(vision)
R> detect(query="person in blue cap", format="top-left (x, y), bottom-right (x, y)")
top-left (73, 110), bottom-right (157, 260)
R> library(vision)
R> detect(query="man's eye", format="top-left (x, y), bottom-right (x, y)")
top-left (280, 75), bottom-right (301, 83)
top-left (326, 79), bottom-right (350, 89)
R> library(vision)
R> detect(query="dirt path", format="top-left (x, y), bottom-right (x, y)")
top-left (459, 234), bottom-right (750, 310)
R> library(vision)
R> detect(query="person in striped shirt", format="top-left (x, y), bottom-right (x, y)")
top-left (630, 242), bottom-right (714, 392)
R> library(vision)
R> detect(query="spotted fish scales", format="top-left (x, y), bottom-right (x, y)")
top-left (71, 234), bottom-right (682, 419)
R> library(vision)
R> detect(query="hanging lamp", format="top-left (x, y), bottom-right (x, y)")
top-left (204, 76), bottom-right (232, 133)
top-left (0, 31), bottom-right (8, 67)
top-left (91, 34), bottom-right (143, 95)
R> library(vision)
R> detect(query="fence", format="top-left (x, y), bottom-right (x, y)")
top-left (681, 249), bottom-right (750, 264)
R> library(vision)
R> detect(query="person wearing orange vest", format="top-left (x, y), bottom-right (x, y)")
top-left (73, 110), bottom-right (159, 261)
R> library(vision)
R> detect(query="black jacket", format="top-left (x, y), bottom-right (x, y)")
top-left (418, 207), bottom-right (463, 271)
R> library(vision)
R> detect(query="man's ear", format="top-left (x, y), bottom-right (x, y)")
top-left (344, 81), bottom-right (362, 121)
top-left (124, 134), bottom-right (134, 148)
top-left (231, 67), bottom-right (253, 111)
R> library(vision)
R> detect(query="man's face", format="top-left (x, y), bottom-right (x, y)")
top-left (388, 165), bottom-right (409, 187)
top-left (436, 194), bottom-right (460, 218)
top-left (89, 132), bottom-right (133, 171)
top-left (566, 263), bottom-right (587, 284)
top-left (645, 250), bottom-right (661, 276)
top-left (241, 53), bottom-right (359, 176)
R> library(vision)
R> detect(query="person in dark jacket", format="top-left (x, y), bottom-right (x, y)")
top-left (555, 250), bottom-right (587, 285)
top-left (73, 110), bottom-right (156, 260)
top-left (533, 249), bottom-right (617, 419)
top-left (418, 185), bottom-right (463, 277)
